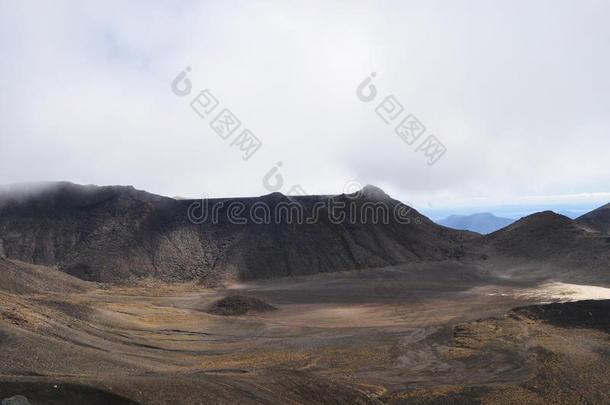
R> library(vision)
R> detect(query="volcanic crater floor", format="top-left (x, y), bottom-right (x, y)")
top-left (1, 261), bottom-right (609, 404)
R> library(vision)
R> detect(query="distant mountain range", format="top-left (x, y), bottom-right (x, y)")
top-left (0, 182), bottom-right (608, 286)
top-left (437, 213), bottom-right (515, 234)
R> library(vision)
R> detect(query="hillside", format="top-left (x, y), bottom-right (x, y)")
top-left (0, 258), bottom-right (90, 295)
top-left (480, 211), bottom-right (580, 257)
top-left (0, 182), bottom-right (474, 284)
top-left (576, 203), bottom-right (610, 234)
top-left (473, 211), bottom-right (610, 284)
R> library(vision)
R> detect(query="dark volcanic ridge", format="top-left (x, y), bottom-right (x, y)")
top-left (0, 182), bottom-right (472, 284)
top-left (577, 202), bottom-right (610, 234)
top-left (206, 295), bottom-right (277, 316)
top-left (472, 209), bottom-right (610, 284)
top-left (0, 181), bottom-right (608, 286)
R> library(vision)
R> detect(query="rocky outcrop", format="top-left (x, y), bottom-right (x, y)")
top-left (1, 395), bottom-right (30, 405)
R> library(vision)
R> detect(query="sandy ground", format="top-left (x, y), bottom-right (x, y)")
top-left (0, 261), bottom-right (609, 404)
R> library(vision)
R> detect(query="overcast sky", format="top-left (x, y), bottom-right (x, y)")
top-left (1, 0), bottom-right (609, 216)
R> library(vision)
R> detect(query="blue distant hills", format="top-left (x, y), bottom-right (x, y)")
top-left (437, 213), bottom-right (515, 234)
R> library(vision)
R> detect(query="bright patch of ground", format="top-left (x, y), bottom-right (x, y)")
top-left (515, 282), bottom-right (610, 303)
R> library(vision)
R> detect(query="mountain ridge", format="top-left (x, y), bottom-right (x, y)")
top-left (576, 202), bottom-right (610, 234)
top-left (0, 182), bottom-right (473, 284)
top-left (1, 182), bottom-right (608, 285)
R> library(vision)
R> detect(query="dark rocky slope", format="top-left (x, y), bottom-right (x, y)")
top-left (576, 202), bottom-right (610, 234)
top-left (478, 211), bottom-right (585, 258)
top-left (206, 295), bottom-right (277, 316)
top-left (472, 210), bottom-right (610, 284)
top-left (0, 182), bottom-right (474, 284)
top-left (512, 299), bottom-right (610, 333)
